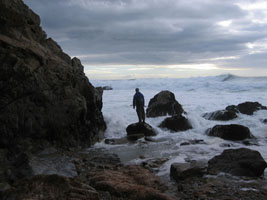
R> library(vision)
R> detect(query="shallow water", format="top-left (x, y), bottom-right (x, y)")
top-left (91, 74), bottom-right (267, 177)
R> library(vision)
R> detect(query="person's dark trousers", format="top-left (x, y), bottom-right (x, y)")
top-left (136, 105), bottom-right (145, 123)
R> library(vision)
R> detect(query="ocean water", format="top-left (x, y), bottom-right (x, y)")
top-left (90, 74), bottom-right (267, 176)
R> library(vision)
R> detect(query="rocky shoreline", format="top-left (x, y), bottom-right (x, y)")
top-left (1, 0), bottom-right (267, 200)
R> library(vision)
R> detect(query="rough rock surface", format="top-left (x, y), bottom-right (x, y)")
top-left (203, 109), bottom-right (238, 121)
top-left (0, 0), bottom-right (106, 149)
top-left (170, 161), bottom-right (207, 181)
top-left (89, 165), bottom-right (175, 200)
top-left (208, 148), bottom-right (267, 177)
top-left (2, 175), bottom-right (99, 200)
top-left (146, 91), bottom-right (184, 117)
top-left (207, 124), bottom-right (252, 141)
top-left (159, 115), bottom-right (192, 132)
top-left (74, 151), bottom-right (176, 200)
top-left (126, 122), bottom-right (157, 140)
top-left (226, 101), bottom-right (267, 115)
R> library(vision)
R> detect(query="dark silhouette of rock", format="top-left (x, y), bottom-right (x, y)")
top-left (203, 101), bottom-right (266, 121)
top-left (126, 122), bottom-right (157, 140)
top-left (2, 175), bottom-right (99, 200)
top-left (203, 110), bottom-right (238, 121)
top-left (103, 86), bottom-right (113, 90)
top-left (226, 102), bottom-right (267, 115)
top-left (170, 161), bottom-right (207, 181)
top-left (208, 148), bottom-right (267, 177)
top-left (146, 91), bottom-right (184, 117)
top-left (0, 0), bottom-right (106, 149)
top-left (262, 119), bottom-right (267, 124)
top-left (206, 124), bottom-right (252, 141)
top-left (159, 115), bottom-right (192, 132)
top-left (9, 153), bottom-right (33, 183)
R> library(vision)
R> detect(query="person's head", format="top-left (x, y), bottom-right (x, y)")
top-left (135, 88), bottom-right (139, 92)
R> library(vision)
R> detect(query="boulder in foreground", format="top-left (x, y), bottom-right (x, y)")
top-left (208, 148), bottom-right (267, 177)
top-left (146, 91), bottom-right (184, 118)
top-left (89, 165), bottom-right (175, 200)
top-left (126, 122), bottom-right (157, 140)
top-left (2, 174), bottom-right (99, 200)
top-left (159, 115), bottom-right (192, 132)
top-left (170, 161), bottom-right (207, 182)
top-left (206, 124), bottom-right (252, 141)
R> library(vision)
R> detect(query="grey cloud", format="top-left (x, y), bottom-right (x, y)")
top-left (24, 0), bottom-right (267, 71)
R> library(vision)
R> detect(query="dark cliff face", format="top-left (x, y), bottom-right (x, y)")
top-left (0, 0), bottom-right (106, 149)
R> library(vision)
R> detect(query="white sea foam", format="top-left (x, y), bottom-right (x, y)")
top-left (91, 74), bottom-right (267, 176)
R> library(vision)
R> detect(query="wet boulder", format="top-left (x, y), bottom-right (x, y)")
top-left (206, 124), bottom-right (252, 141)
top-left (146, 91), bottom-right (184, 118)
top-left (159, 115), bottom-right (192, 132)
top-left (226, 101), bottom-right (267, 115)
top-left (208, 148), bottom-right (267, 177)
top-left (203, 110), bottom-right (238, 121)
top-left (170, 161), bottom-right (207, 181)
top-left (126, 123), bottom-right (157, 140)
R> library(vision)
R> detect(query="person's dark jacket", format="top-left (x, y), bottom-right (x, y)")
top-left (133, 91), bottom-right (145, 108)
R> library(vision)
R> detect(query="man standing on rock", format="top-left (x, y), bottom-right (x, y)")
top-left (133, 88), bottom-right (145, 123)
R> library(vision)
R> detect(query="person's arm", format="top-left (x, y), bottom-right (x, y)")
top-left (133, 94), bottom-right (136, 109)
top-left (141, 93), bottom-right (145, 106)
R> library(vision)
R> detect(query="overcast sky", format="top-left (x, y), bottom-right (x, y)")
top-left (24, 0), bottom-right (267, 79)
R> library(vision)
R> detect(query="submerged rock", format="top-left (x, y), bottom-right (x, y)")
top-left (203, 110), bottom-right (238, 121)
top-left (126, 122), bottom-right (157, 140)
top-left (226, 101), bottom-right (267, 115)
top-left (146, 91), bottom-right (184, 117)
top-left (180, 139), bottom-right (206, 146)
top-left (104, 137), bottom-right (129, 145)
top-left (159, 115), bottom-right (192, 132)
top-left (0, 0), bottom-right (106, 149)
top-left (206, 124), bottom-right (252, 141)
top-left (208, 148), bottom-right (267, 177)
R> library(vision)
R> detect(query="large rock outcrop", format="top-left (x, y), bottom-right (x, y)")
top-left (146, 91), bottom-right (184, 118)
top-left (208, 148), bottom-right (267, 177)
top-left (0, 0), bottom-right (106, 149)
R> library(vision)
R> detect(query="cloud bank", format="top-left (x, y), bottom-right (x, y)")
top-left (24, 0), bottom-right (267, 79)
